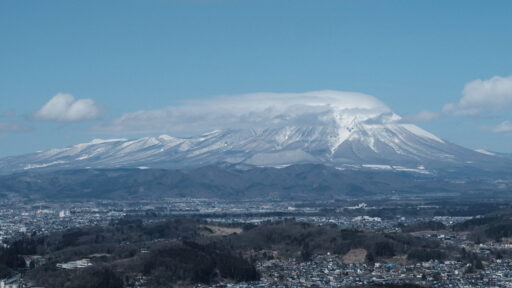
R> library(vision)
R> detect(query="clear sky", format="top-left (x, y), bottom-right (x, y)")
top-left (1, 0), bottom-right (512, 157)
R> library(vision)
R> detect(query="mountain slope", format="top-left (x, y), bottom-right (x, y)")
top-left (0, 111), bottom-right (510, 175)
top-left (1, 165), bottom-right (509, 200)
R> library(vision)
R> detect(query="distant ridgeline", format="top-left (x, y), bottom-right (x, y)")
top-left (0, 164), bottom-right (510, 200)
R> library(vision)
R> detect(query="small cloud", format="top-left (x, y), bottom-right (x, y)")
top-left (443, 75), bottom-right (512, 115)
top-left (492, 121), bottom-right (512, 133)
top-left (33, 93), bottom-right (102, 122)
top-left (0, 122), bottom-right (31, 133)
top-left (401, 110), bottom-right (442, 123)
top-left (406, 75), bottom-right (512, 123)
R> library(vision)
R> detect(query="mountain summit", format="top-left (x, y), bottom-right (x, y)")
top-left (0, 104), bottom-right (508, 175)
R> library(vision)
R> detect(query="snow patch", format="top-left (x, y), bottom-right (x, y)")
top-left (362, 164), bottom-right (393, 170)
top-left (475, 149), bottom-right (495, 156)
top-left (24, 161), bottom-right (66, 170)
top-left (76, 154), bottom-right (92, 160)
top-left (393, 166), bottom-right (431, 174)
top-left (90, 138), bottom-right (127, 144)
top-left (362, 164), bottom-right (431, 174)
top-left (401, 124), bottom-right (444, 143)
top-left (158, 134), bottom-right (175, 141)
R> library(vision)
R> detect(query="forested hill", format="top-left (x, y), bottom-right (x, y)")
top-left (1, 218), bottom-right (457, 287)
top-left (1, 165), bottom-right (509, 200)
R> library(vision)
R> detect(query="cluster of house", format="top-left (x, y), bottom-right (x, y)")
top-left (220, 254), bottom-right (512, 287)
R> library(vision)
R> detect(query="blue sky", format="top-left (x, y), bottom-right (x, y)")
top-left (1, 0), bottom-right (512, 157)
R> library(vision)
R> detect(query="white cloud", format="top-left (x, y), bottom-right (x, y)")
top-left (33, 93), bottom-right (102, 122)
top-left (94, 90), bottom-right (391, 135)
top-left (443, 75), bottom-right (512, 115)
top-left (492, 121), bottom-right (512, 133)
top-left (402, 75), bottom-right (512, 124)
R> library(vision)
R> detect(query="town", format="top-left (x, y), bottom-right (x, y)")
top-left (2, 196), bottom-right (512, 287)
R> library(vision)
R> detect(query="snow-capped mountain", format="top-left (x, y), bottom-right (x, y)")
top-left (0, 109), bottom-right (509, 175)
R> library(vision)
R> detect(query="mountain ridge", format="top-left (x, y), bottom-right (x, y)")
top-left (1, 164), bottom-right (509, 200)
top-left (1, 109), bottom-right (511, 175)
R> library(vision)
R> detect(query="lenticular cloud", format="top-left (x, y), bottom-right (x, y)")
top-left (94, 90), bottom-right (393, 135)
